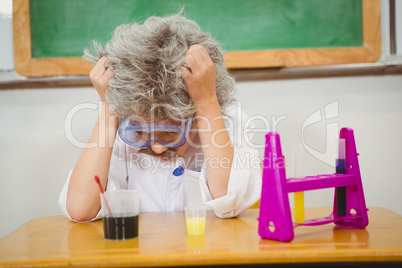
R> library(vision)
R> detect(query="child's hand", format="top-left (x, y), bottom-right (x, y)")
top-left (179, 45), bottom-right (217, 109)
top-left (89, 56), bottom-right (113, 102)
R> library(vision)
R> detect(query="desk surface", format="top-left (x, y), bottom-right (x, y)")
top-left (1, 207), bottom-right (402, 267)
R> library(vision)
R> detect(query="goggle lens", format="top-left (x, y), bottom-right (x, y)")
top-left (118, 116), bottom-right (193, 148)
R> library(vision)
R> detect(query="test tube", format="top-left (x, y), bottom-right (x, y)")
top-left (293, 144), bottom-right (304, 224)
top-left (336, 138), bottom-right (346, 216)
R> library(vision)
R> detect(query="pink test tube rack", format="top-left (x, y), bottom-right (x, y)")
top-left (258, 127), bottom-right (368, 242)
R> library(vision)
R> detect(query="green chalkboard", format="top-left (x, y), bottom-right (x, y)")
top-left (15, 0), bottom-right (379, 77)
top-left (29, 0), bottom-right (363, 58)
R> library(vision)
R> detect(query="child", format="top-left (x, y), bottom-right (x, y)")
top-left (59, 12), bottom-right (261, 222)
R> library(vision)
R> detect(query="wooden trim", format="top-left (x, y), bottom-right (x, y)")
top-left (224, 47), bottom-right (379, 69)
top-left (362, 0), bottom-right (382, 58)
top-left (13, 0), bottom-right (93, 77)
top-left (13, 0), bottom-right (381, 77)
top-left (13, 0), bottom-right (31, 76)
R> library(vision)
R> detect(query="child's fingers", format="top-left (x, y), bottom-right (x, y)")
top-left (196, 46), bottom-right (213, 66)
top-left (177, 66), bottom-right (191, 79)
top-left (185, 52), bottom-right (198, 69)
top-left (185, 45), bottom-right (214, 73)
top-left (90, 56), bottom-right (107, 78)
top-left (104, 66), bottom-right (114, 80)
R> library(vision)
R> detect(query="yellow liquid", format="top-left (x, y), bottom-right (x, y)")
top-left (186, 217), bottom-right (206, 235)
top-left (294, 191), bottom-right (305, 224)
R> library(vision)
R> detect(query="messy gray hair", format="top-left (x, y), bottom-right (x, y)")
top-left (83, 12), bottom-right (236, 120)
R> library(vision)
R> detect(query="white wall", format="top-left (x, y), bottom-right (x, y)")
top-left (1, 0), bottom-right (402, 239)
top-left (0, 0), bottom-right (13, 70)
top-left (1, 75), bottom-right (401, 239)
top-left (0, 88), bottom-right (99, 237)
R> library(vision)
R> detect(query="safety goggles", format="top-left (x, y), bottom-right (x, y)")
top-left (118, 116), bottom-right (194, 148)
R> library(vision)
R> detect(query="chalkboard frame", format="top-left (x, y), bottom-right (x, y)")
top-left (13, 0), bottom-right (381, 77)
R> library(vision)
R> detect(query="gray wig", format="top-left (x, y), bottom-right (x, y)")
top-left (83, 13), bottom-right (236, 120)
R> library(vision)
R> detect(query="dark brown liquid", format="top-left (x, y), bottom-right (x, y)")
top-left (103, 215), bottom-right (138, 240)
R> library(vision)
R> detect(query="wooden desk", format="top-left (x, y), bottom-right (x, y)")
top-left (1, 207), bottom-right (401, 267)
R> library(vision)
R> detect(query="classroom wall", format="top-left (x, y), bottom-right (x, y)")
top-left (1, 0), bottom-right (401, 239)
top-left (0, 2), bottom-right (13, 70)
top-left (1, 75), bottom-right (401, 240)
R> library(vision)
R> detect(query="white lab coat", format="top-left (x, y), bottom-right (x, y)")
top-left (59, 104), bottom-right (262, 222)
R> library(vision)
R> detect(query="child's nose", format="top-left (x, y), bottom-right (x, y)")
top-left (150, 141), bottom-right (169, 154)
